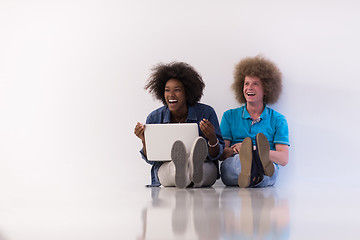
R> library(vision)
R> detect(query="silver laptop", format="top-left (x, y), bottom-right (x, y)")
top-left (144, 123), bottom-right (199, 161)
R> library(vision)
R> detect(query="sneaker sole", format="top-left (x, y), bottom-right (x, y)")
top-left (238, 137), bottom-right (252, 188)
top-left (171, 140), bottom-right (188, 188)
top-left (256, 133), bottom-right (274, 177)
top-left (190, 137), bottom-right (208, 184)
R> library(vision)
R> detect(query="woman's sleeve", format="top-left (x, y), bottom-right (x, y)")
top-left (207, 107), bottom-right (225, 161)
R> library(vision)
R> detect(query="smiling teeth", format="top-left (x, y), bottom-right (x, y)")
top-left (169, 99), bottom-right (177, 103)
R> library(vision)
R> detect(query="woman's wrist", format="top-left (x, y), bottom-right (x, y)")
top-left (208, 138), bottom-right (219, 148)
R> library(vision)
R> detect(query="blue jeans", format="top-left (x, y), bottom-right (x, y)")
top-left (220, 154), bottom-right (279, 187)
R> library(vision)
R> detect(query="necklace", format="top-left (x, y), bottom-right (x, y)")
top-left (173, 115), bottom-right (186, 123)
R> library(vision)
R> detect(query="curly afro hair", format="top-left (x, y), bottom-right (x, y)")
top-left (145, 61), bottom-right (205, 106)
top-left (232, 55), bottom-right (282, 104)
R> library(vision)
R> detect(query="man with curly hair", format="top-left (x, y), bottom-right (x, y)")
top-left (220, 55), bottom-right (290, 188)
top-left (134, 62), bottom-right (225, 188)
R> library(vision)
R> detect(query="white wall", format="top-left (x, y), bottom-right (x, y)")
top-left (1, 0), bottom-right (360, 193)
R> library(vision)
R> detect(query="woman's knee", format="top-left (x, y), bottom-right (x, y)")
top-left (201, 162), bottom-right (218, 187)
top-left (158, 161), bottom-right (176, 186)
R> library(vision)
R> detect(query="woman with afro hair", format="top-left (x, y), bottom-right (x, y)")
top-left (220, 55), bottom-right (290, 188)
top-left (134, 62), bottom-right (225, 188)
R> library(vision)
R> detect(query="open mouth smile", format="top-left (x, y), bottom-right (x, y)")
top-left (168, 99), bottom-right (178, 105)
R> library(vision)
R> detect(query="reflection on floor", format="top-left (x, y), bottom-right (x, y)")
top-left (1, 180), bottom-right (359, 240)
top-left (138, 187), bottom-right (289, 240)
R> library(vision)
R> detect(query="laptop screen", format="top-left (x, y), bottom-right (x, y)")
top-left (144, 123), bottom-right (199, 161)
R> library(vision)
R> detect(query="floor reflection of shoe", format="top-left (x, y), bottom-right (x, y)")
top-left (256, 133), bottom-right (274, 177)
top-left (172, 189), bottom-right (188, 234)
top-left (171, 140), bottom-right (188, 188)
top-left (190, 137), bottom-right (208, 184)
top-left (238, 137), bottom-right (253, 188)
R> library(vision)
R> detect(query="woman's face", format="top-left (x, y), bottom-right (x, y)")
top-left (243, 76), bottom-right (265, 104)
top-left (164, 78), bottom-right (187, 113)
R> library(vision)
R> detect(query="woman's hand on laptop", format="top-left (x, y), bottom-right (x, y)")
top-left (134, 122), bottom-right (145, 143)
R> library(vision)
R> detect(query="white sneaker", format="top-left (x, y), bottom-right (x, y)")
top-left (171, 140), bottom-right (188, 188)
top-left (189, 137), bottom-right (208, 184)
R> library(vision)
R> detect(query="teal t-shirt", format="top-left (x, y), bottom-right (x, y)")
top-left (220, 105), bottom-right (290, 150)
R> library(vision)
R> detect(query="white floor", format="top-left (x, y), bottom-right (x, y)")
top-left (1, 177), bottom-right (359, 240)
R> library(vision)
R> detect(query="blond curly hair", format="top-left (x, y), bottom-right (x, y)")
top-left (232, 55), bottom-right (282, 104)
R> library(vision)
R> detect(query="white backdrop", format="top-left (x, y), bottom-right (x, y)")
top-left (1, 0), bottom-right (360, 195)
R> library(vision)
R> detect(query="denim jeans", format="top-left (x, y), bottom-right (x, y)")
top-left (220, 154), bottom-right (279, 187)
